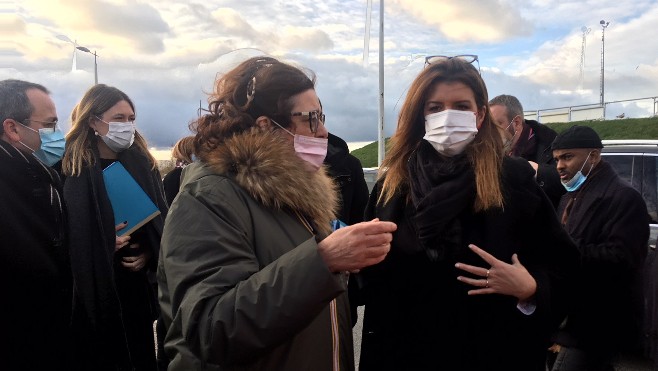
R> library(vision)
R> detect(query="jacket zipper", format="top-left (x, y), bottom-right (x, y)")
top-left (330, 298), bottom-right (340, 371)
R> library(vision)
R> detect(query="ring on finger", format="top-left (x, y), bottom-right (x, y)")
top-left (486, 269), bottom-right (490, 278)
top-left (485, 279), bottom-right (489, 288)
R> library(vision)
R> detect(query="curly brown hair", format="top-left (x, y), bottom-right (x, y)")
top-left (191, 56), bottom-right (316, 161)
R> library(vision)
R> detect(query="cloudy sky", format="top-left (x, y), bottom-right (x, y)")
top-left (3, 0), bottom-right (658, 149)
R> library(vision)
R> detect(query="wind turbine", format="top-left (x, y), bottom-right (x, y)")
top-left (56, 34), bottom-right (77, 72)
top-left (579, 26), bottom-right (591, 90)
top-left (57, 34), bottom-right (100, 84)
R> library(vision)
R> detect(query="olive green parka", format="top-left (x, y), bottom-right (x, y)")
top-left (158, 129), bottom-right (354, 370)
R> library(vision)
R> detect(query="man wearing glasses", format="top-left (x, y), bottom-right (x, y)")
top-left (0, 79), bottom-right (73, 370)
top-left (489, 94), bottom-right (564, 209)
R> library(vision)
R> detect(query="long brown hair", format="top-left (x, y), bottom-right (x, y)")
top-left (191, 56), bottom-right (316, 160)
top-left (379, 58), bottom-right (504, 211)
top-left (62, 84), bottom-right (157, 177)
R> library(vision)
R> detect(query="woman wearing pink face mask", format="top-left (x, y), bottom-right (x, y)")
top-left (157, 56), bottom-right (396, 370)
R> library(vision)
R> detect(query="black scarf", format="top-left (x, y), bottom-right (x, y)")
top-left (407, 141), bottom-right (476, 261)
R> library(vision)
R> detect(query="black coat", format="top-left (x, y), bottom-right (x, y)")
top-left (64, 144), bottom-right (168, 370)
top-left (324, 133), bottom-right (369, 225)
top-left (325, 133), bottom-right (370, 326)
top-left (0, 141), bottom-right (73, 370)
top-left (163, 166), bottom-right (183, 206)
top-left (357, 156), bottom-right (578, 371)
top-left (555, 160), bottom-right (649, 354)
top-left (521, 119), bottom-right (564, 209)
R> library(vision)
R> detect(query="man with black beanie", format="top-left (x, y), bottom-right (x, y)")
top-left (548, 125), bottom-right (649, 371)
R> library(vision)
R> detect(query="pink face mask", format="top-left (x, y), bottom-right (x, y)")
top-left (271, 119), bottom-right (328, 171)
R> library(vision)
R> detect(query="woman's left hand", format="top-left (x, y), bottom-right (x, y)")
top-left (455, 244), bottom-right (537, 301)
top-left (121, 244), bottom-right (150, 272)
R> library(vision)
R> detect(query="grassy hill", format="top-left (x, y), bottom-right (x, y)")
top-left (351, 116), bottom-right (658, 168)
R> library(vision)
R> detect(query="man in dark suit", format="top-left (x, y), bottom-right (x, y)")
top-left (0, 79), bottom-right (72, 370)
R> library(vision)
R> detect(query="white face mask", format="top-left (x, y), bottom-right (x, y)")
top-left (423, 109), bottom-right (478, 156)
top-left (96, 118), bottom-right (135, 153)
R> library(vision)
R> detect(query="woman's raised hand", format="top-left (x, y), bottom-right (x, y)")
top-left (318, 218), bottom-right (397, 273)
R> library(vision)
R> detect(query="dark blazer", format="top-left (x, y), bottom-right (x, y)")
top-left (555, 160), bottom-right (649, 354)
top-left (0, 140), bottom-right (72, 370)
top-left (356, 156), bottom-right (578, 371)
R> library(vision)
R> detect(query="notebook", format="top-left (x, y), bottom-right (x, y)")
top-left (102, 161), bottom-right (161, 236)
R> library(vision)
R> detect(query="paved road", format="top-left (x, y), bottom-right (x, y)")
top-left (352, 306), bottom-right (656, 371)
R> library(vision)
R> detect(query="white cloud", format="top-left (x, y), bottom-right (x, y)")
top-left (2, 0), bottom-right (658, 147)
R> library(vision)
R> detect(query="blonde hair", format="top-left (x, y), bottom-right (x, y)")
top-left (62, 84), bottom-right (157, 177)
top-left (171, 135), bottom-right (195, 165)
top-left (379, 58), bottom-right (504, 212)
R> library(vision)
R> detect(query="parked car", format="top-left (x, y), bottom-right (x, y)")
top-left (602, 139), bottom-right (658, 368)
top-left (601, 140), bottom-right (658, 249)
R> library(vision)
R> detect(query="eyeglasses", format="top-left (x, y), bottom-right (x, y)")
top-left (424, 54), bottom-right (480, 72)
top-left (291, 110), bottom-right (326, 133)
top-left (23, 118), bottom-right (58, 129)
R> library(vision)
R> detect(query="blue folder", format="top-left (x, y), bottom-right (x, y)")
top-left (102, 161), bottom-right (161, 236)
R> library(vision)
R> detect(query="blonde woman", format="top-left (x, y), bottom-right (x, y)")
top-left (62, 84), bottom-right (167, 371)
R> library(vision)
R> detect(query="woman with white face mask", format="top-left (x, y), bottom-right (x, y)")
top-left (61, 84), bottom-right (168, 371)
top-left (353, 56), bottom-right (579, 371)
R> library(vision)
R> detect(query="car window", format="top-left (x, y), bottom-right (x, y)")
top-left (644, 155), bottom-right (658, 224)
top-left (604, 154), bottom-right (639, 188)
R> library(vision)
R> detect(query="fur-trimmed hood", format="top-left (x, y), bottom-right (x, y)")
top-left (199, 128), bottom-right (338, 236)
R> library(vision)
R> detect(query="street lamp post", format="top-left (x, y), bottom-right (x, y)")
top-left (56, 35), bottom-right (99, 85)
top-left (76, 46), bottom-right (98, 85)
top-left (599, 20), bottom-right (610, 112)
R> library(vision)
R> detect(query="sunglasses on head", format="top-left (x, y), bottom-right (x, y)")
top-left (424, 54), bottom-right (480, 73)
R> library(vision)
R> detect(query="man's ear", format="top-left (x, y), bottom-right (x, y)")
top-left (513, 115), bottom-right (523, 131)
top-left (590, 148), bottom-right (602, 163)
top-left (255, 116), bottom-right (272, 131)
top-left (2, 119), bottom-right (21, 143)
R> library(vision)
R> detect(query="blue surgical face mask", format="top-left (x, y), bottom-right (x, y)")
top-left (18, 122), bottom-right (66, 166)
top-left (562, 152), bottom-right (593, 192)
